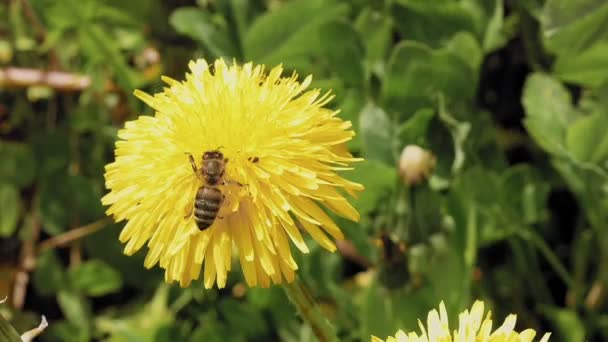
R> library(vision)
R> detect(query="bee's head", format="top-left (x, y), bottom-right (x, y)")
top-left (203, 150), bottom-right (224, 161)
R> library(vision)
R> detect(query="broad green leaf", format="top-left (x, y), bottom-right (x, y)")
top-left (83, 223), bottom-right (163, 291)
top-left (319, 21), bottom-right (365, 87)
top-left (340, 89), bottom-right (365, 151)
top-left (0, 183), bottom-right (20, 237)
top-left (95, 285), bottom-right (173, 341)
top-left (243, 0), bottom-right (349, 67)
top-left (566, 112), bottom-right (608, 164)
top-left (33, 249), bottom-right (66, 296)
top-left (0, 315), bottom-right (22, 342)
top-left (361, 281), bottom-right (395, 339)
top-left (449, 167), bottom-right (508, 246)
top-left (482, 0), bottom-right (508, 52)
top-left (39, 175), bottom-right (71, 235)
top-left (68, 260), bottom-right (123, 297)
top-left (541, 0), bottom-right (608, 55)
top-left (390, 0), bottom-right (480, 48)
top-left (170, 7), bottom-right (239, 59)
top-left (354, 7), bottom-right (393, 74)
top-left (57, 291), bottom-right (92, 335)
top-left (501, 165), bottom-right (550, 224)
top-left (39, 173), bottom-right (104, 236)
top-left (397, 108), bottom-right (435, 145)
top-left (218, 0), bottom-right (260, 42)
top-left (347, 160), bottom-right (396, 217)
top-left (46, 321), bottom-right (89, 342)
top-left (359, 101), bottom-right (394, 164)
top-left (553, 42), bottom-right (608, 88)
top-left (522, 73), bottom-right (576, 155)
top-left (29, 130), bottom-right (71, 176)
top-left (541, 306), bottom-right (586, 341)
top-left (382, 41), bottom-right (476, 116)
top-left (43, 0), bottom-right (137, 89)
top-left (445, 32), bottom-right (482, 76)
top-left (219, 299), bottom-right (267, 338)
top-left (67, 175), bottom-right (105, 222)
top-left (426, 118), bottom-right (456, 179)
top-left (0, 142), bottom-right (36, 188)
top-left (410, 186), bottom-right (442, 243)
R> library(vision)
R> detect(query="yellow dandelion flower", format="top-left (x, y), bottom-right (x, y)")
top-left (102, 58), bottom-right (363, 289)
top-left (371, 301), bottom-right (551, 342)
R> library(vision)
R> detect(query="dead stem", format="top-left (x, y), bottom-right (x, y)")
top-left (37, 218), bottom-right (112, 252)
top-left (0, 67), bottom-right (91, 91)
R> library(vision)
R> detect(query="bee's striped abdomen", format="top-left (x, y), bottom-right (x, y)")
top-left (194, 186), bottom-right (222, 230)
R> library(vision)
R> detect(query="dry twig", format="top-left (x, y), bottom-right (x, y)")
top-left (0, 67), bottom-right (91, 91)
top-left (37, 218), bottom-right (112, 252)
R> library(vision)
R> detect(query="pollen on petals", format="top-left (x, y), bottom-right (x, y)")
top-left (103, 58), bottom-right (363, 288)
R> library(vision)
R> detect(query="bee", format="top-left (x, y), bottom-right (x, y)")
top-left (185, 150), bottom-right (228, 231)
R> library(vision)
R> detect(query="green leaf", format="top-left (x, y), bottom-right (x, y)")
top-left (29, 130), bottom-right (71, 176)
top-left (354, 7), bottom-right (393, 74)
top-left (170, 7), bottom-right (239, 58)
top-left (243, 0), bottom-right (349, 66)
top-left (482, 0), bottom-right (508, 52)
top-left (39, 175), bottom-right (71, 236)
top-left (567, 112), bottom-right (608, 164)
top-left (397, 108), bottom-right (435, 145)
top-left (339, 89), bottom-right (366, 151)
top-left (68, 260), bottom-right (123, 297)
top-left (318, 21), bottom-right (365, 87)
top-left (361, 281), bottom-right (395, 339)
top-left (33, 249), bottom-right (66, 296)
top-left (541, 306), bottom-right (586, 341)
top-left (359, 101), bottom-right (394, 164)
top-left (0, 183), bottom-right (20, 237)
top-left (522, 73), bottom-right (576, 155)
top-left (46, 321), bottom-right (89, 342)
top-left (83, 223), bottom-right (163, 291)
top-left (0, 142), bottom-right (36, 188)
top-left (382, 41), bottom-right (476, 115)
top-left (553, 42), bottom-right (608, 88)
top-left (541, 0), bottom-right (608, 55)
top-left (501, 165), bottom-right (550, 224)
top-left (39, 173), bottom-right (105, 236)
top-left (390, 0), bottom-right (480, 48)
top-left (445, 32), bottom-right (482, 77)
top-left (347, 160), bottom-right (397, 216)
top-left (0, 315), bottom-right (21, 342)
top-left (219, 299), bottom-right (267, 338)
top-left (57, 291), bottom-right (91, 334)
top-left (95, 284), bottom-right (173, 341)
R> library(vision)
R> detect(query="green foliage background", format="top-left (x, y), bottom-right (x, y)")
top-left (1, 0), bottom-right (608, 341)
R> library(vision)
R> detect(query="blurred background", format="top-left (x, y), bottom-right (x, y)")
top-left (1, 0), bottom-right (608, 341)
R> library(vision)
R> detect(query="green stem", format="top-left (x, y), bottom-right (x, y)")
top-left (517, 230), bottom-right (575, 289)
top-left (282, 279), bottom-right (339, 342)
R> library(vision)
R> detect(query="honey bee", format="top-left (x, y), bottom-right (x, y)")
top-left (185, 150), bottom-right (228, 231)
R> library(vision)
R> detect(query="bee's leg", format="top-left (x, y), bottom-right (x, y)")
top-left (185, 152), bottom-right (197, 173)
top-left (224, 180), bottom-right (246, 187)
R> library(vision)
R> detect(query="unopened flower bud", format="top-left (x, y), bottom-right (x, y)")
top-left (398, 145), bottom-right (436, 185)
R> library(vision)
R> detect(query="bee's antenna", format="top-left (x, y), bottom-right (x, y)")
top-left (215, 145), bottom-right (224, 151)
